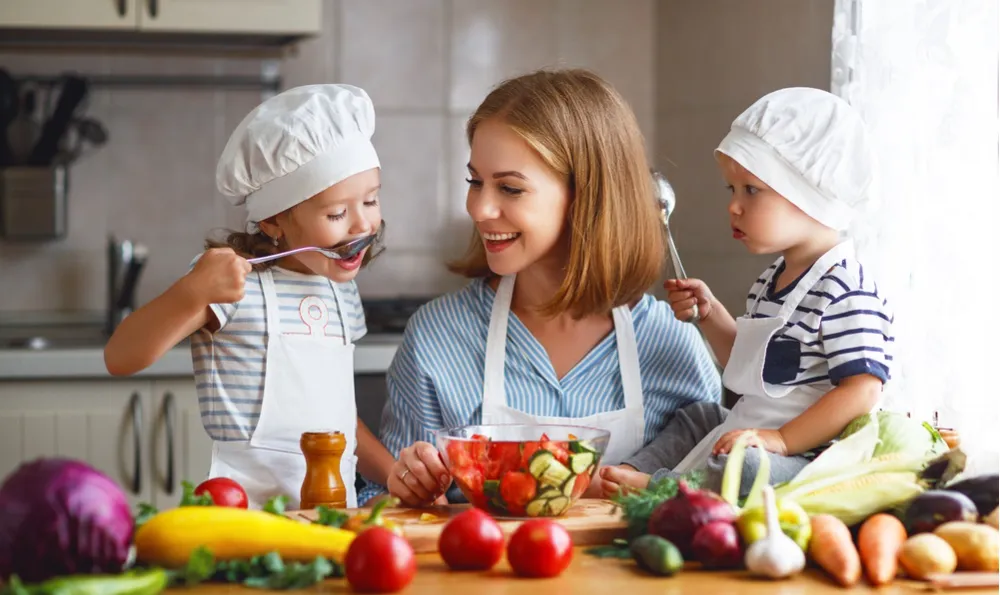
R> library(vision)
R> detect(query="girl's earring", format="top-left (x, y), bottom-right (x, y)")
top-left (272, 236), bottom-right (279, 247)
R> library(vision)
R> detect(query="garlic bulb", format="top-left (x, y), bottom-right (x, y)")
top-left (744, 485), bottom-right (806, 579)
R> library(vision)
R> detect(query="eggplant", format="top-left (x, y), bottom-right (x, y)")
top-left (944, 474), bottom-right (999, 517)
top-left (904, 490), bottom-right (978, 534)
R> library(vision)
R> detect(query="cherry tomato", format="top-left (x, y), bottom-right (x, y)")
top-left (500, 471), bottom-right (536, 508)
top-left (507, 519), bottom-right (574, 578)
top-left (438, 508), bottom-right (505, 570)
top-left (193, 477), bottom-right (248, 508)
top-left (345, 527), bottom-right (416, 593)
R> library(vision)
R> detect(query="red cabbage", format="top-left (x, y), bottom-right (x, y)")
top-left (0, 458), bottom-right (134, 582)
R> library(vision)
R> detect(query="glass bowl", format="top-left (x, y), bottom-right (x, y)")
top-left (435, 424), bottom-right (610, 518)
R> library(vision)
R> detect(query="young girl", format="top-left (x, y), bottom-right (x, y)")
top-left (104, 84), bottom-right (395, 509)
top-left (600, 87), bottom-right (894, 497)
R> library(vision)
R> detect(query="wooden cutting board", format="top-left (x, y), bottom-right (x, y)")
top-left (285, 499), bottom-right (628, 554)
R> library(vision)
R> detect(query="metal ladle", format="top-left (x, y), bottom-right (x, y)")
top-left (247, 223), bottom-right (382, 265)
top-left (652, 170), bottom-right (699, 323)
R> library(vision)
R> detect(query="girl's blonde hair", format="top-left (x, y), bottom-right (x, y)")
top-left (449, 69), bottom-right (665, 318)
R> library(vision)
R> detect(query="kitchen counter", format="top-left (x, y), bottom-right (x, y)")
top-left (164, 549), bottom-right (995, 594)
top-left (0, 334), bottom-right (402, 379)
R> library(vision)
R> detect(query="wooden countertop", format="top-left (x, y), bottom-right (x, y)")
top-left (164, 548), bottom-right (997, 594)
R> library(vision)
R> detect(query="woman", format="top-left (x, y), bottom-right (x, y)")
top-left (358, 69), bottom-right (722, 506)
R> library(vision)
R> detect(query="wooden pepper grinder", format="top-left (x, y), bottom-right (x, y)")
top-left (300, 431), bottom-right (347, 510)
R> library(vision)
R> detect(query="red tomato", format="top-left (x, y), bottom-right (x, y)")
top-left (500, 471), bottom-right (536, 508)
top-left (570, 473), bottom-right (591, 498)
top-left (345, 527), bottom-right (416, 593)
top-left (438, 508), bottom-right (505, 570)
top-left (520, 441), bottom-right (542, 469)
top-left (453, 467), bottom-right (488, 509)
top-left (507, 519), bottom-right (574, 578)
top-left (193, 477), bottom-right (248, 508)
top-left (540, 440), bottom-right (570, 466)
top-left (485, 442), bottom-right (522, 480)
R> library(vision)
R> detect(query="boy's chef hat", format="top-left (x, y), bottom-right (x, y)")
top-left (217, 84), bottom-right (380, 224)
top-left (715, 87), bottom-right (874, 231)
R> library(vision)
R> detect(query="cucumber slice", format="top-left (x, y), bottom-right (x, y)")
top-left (528, 450), bottom-right (555, 480)
top-left (569, 439), bottom-right (597, 454)
top-left (526, 498), bottom-right (548, 517)
top-left (569, 452), bottom-right (594, 475)
top-left (561, 476), bottom-right (576, 497)
top-left (538, 486), bottom-right (560, 500)
top-left (540, 461), bottom-right (572, 488)
top-left (548, 496), bottom-right (570, 515)
top-left (484, 479), bottom-right (500, 497)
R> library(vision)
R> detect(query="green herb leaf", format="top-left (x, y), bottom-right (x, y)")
top-left (314, 506), bottom-right (350, 528)
top-left (166, 546), bottom-right (217, 587)
top-left (179, 481), bottom-right (215, 507)
top-left (134, 502), bottom-right (159, 528)
top-left (612, 470), bottom-right (705, 540)
top-left (263, 495), bottom-right (290, 516)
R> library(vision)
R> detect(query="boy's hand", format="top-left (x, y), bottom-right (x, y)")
top-left (712, 429), bottom-right (787, 457)
top-left (665, 278), bottom-right (716, 322)
top-left (596, 465), bottom-right (651, 498)
top-left (185, 247), bottom-right (252, 305)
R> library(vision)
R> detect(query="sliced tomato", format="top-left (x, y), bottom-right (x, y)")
top-left (468, 434), bottom-right (490, 464)
top-left (541, 440), bottom-right (571, 466)
top-left (484, 442), bottom-right (522, 480)
top-left (520, 441), bottom-right (542, 469)
top-left (500, 471), bottom-right (537, 508)
top-left (454, 466), bottom-right (488, 509)
top-left (570, 472), bottom-right (591, 498)
top-left (446, 440), bottom-right (476, 471)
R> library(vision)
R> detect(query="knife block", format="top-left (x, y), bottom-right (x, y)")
top-left (0, 166), bottom-right (69, 241)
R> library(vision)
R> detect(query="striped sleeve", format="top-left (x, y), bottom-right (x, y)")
top-left (819, 286), bottom-right (894, 385)
top-left (358, 308), bottom-right (444, 503)
top-left (339, 281), bottom-right (368, 340)
top-left (188, 252), bottom-right (241, 330)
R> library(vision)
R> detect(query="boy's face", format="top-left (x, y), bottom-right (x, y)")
top-left (265, 167), bottom-right (382, 282)
top-left (717, 154), bottom-right (824, 255)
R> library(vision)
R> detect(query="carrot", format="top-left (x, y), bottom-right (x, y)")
top-left (858, 513), bottom-right (908, 585)
top-left (809, 513), bottom-right (862, 587)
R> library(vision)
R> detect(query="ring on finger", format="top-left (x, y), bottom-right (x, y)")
top-left (399, 468), bottom-right (410, 481)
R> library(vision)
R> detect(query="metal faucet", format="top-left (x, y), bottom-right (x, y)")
top-left (106, 236), bottom-right (147, 335)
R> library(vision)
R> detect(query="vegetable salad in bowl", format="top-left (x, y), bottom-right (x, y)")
top-left (436, 424), bottom-right (610, 517)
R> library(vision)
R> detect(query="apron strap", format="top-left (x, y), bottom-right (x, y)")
top-left (611, 305), bottom-right (644, 410)
top-left (482, 275), bottom-right (515, 409)
top-left (774, 240), bottom-right (856, 321)
top-left (258, 270), bottom-right (283, 335)
top-left (328, 282), bottom-right (351, 345)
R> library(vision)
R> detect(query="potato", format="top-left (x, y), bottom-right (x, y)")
top-left (898, 533), bottom-right (957, 579)
top-left (985, 508), bottom-right (998, 530)
top-left (933, 521), bottom-right (999, 571)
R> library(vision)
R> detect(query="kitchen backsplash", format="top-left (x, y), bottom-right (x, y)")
top-left (0, 0), bottom-right (833, 318)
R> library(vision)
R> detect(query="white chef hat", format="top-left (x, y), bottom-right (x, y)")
top-left (216, 84), bottom-right (380, 224)
top-left (715, 87), bottom-right (874, 231)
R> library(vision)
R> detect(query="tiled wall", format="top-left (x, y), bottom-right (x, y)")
top-left (653, 0), bottom-right (835, 313)
top-left (0, 0), bottom-right (656, 314)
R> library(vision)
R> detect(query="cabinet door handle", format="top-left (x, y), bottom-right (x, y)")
top-left (162, 392), bottom-right (176, 495)
top-left (117, 0), bottom-right (127, 17)
top-left (148, 0), bottom-right (158, 18)
top-left (129, 392), bottom-right (143, 495)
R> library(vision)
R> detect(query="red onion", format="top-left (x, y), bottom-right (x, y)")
top-left (691, 521), bottom-right (743, 569)
top-left (647, 481), bottom-right (738, 557)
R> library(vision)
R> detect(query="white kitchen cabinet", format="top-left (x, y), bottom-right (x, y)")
top-left (0, 0), bottom-right (137, 30)
top-left (0, 380), bottom-right (153, 509)
top-left (138, 0), bottom-right (321, 35)
top-left (148, 379), bottom-right (214, 508)
top-left (0, 378), bottom-right (214, 510)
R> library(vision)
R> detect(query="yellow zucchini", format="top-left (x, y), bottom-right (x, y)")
top-left (135, 506), bottom-right (356, 568)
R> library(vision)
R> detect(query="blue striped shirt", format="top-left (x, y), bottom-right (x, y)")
top-left (190, 265), bottom-right (367, 441)
top-left (357, 278), bottom-right (722, 503)
top-left (750, 256), bottom-right (894, 388)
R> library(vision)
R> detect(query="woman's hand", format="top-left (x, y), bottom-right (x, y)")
top-left (387, 441), bottom-right (452, 506)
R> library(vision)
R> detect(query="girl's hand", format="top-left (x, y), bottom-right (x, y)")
top-left (387, 441), bottom-right (452, 507)
top-left (665, 278), bottom-right (716, 322)
top-left (186, 247), bottom-right (251, 305)
top-left (712, 429), bottom-right (788, 456)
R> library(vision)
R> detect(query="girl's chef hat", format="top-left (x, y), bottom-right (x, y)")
top-left (216, 84), bottom-right (380, 224)
top-left (715, 87), bottom-right (874, 231)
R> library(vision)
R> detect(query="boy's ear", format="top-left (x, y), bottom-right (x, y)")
top-left (257, 216), bottom-right (281, 241)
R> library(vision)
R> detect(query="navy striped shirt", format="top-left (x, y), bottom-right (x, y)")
top-left (749, 256), bottom-right (894, 388)
top-left (190, 265), bottom-right (367, 441)
top-left (358, 278), bottom-right (722, 503)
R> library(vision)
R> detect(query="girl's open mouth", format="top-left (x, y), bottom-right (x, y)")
top-left (335, 249), bottom-right (365, 270)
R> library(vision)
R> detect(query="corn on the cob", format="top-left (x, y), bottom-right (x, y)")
top-left (788, 472), bottom-right (924, 526)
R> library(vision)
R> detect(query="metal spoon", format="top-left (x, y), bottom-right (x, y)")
top-left (247, 229), bottom-right (379, 265)
top-left (652, 170), bottom-right (699, 323)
